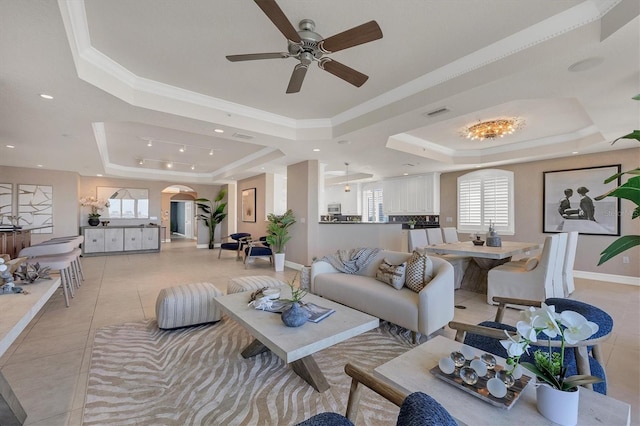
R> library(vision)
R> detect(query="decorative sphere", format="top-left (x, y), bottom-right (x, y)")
top-left (450, 351), bottom-right (466, 367)
top-left (460, 344), bottom-right (475, 360)
top-left (487, 377), bottom-right (507, 398)
top-left (439, 357), bottom-right (456, 375)
top-left (470, 359), bottom-right (488, 377)
top-left (480, 353), bottom-right (497, 370)
top-left (460, 367), bottom-right (479, 385)
top-left (496, 370), bottom-right (515, 388)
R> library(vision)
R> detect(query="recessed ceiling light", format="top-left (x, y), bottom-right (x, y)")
top-left (572, 151), bottom-right (579, 154)
top-left (191, 165), bottom-right (195, 170)
top-left (313, 148), bottom-right (320, 152)
top-left (147, 140), bottom-right (153, 147)
top-left (179, 145), bottom-right (186, 153)
top-left (6, 145), bottom-right (15, 148)
top-left (214, 129), bottom-right (224, 133)
top-left (37, 164), bottom-right (43, 167)
top-left (96, 174), bottom-right (103, 177)
top-left (209, 149), bottom-right (214, 156)
top-left (39, 94), bottom-right (53, 99)
top-left (403, 173), bottom-right (409, 176)
top-left (167, 162), bottom-right (173, 168)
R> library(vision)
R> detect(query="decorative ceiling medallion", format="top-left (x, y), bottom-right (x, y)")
top-left (462, 118), bottom-right (524, 141)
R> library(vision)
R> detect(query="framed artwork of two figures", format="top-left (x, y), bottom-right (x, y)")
top-left (543, 165), bottom-right (621, 236)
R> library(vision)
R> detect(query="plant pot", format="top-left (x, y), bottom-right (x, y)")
top-left (281, 302), bottom-right (310, 327)
top-left (88, 217), bottom-right (100, 226)
top-left (536, 383), bottom-right (579, 426)
top-left (274, 253), bottom-right (285, 272)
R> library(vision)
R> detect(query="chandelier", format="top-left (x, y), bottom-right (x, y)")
top-left (463, 118), bottom-right (524, 141)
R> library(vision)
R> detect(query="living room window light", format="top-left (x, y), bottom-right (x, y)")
top-left (457, 169), bottom-right (514, 235)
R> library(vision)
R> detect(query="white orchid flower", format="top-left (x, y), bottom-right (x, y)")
top-left (516, 319), bottom-right (538, 342)
top-left (531, 303), bottom-right (562, 338)
top-left (500, 331), bottom-right (528, 357)
top-left (560, 310), bottom-right (599, 344)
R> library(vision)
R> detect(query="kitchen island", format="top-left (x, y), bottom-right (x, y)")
top-left (316, 222), bottom-right (404, 253)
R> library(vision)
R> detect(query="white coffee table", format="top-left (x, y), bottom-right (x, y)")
top-left (214, 286), bottom-right (379, 392)
top-left (374, 335), bottom-right (631, 425)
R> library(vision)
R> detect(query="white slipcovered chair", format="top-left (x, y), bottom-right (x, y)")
top-left (486, 235), bottom-right (559, 305)
top-left (425, 228), bottom-right (470, 290)
top-left (441, 227), bottom-right (460, 244)
top-left (563, 231), bottom-right (578, 296)
top-left (408, 229), bottom-right (428, 252)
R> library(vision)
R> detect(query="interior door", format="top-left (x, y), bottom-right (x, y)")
top-left (184, 201), bottom-right (194, 239)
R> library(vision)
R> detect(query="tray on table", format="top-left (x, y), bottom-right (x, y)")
top-left (430, 359), bottom-right (532, 409)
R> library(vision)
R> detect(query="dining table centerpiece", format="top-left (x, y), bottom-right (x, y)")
top-left (500, 303), bottom-right (602, 426)
top-left (79, 196), bottom-right (110, 226)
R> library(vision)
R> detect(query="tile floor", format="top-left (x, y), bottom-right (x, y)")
top-left (0, 239), bottom-right (638, 425)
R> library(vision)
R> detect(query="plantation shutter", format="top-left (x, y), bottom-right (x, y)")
top-left (458, 177), bottom-right (482, 230)
top-left (457, 169), bottom-right (514, 234)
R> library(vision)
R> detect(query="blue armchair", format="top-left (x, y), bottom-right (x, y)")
top-left (218, 233), bottom-right (251, 259)
top-left (449, 296), bottom-right (612, 394)
top-left (243, 236), bottom-right (274, 268)
top-left (296, 363), bottom-right (456, 426)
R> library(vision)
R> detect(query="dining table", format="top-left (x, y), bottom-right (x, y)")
top-left (421, 241), bottom-right (543, 293)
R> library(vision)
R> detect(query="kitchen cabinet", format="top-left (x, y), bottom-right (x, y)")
top-left (81, 226), bottom-right (160, 256)
top-left (382, 173), bottom-right (440, 215)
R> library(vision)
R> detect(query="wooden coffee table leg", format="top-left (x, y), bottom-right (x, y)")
top-left (241, 338), bottom-right (270, 358)
top-left (291, 355), bottom-right (330, 392)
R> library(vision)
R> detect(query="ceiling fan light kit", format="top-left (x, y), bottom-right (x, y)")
top-left (226, 0), bottom-right (383, 93)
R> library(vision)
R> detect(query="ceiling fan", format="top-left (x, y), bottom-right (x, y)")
top-left (226, 0), bottom-right (383, 94)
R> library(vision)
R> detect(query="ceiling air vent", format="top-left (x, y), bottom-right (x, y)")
top-left (232, 132), bottom-right (253, 140)
top-left (423, 107), bottom-right (450, 118)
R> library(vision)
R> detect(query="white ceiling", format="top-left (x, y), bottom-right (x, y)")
top-left (1, 1), bottom-right (638, 186)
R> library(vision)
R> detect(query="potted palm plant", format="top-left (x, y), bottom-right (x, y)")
top-left (265, 209), bottom-right (296, 271)
top-left (195, 189), bottom-right (228, 249)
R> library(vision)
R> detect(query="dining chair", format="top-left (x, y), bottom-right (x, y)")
top-left (408, 229), bottom-right (428, 252)
top-left (562, 231), bottom-right (578, 296)
top-left (551, 232), bottom-right (568, 298)
top-left (425, 228), bottom-right (470, 290)
top-left (296, 363), bottom-right (456, 426)
top-left (441, 227), bottom-right (460, 244)
top-left (218, 232), bottom-right (251, 259)
top-left (486, 235), bottom-right (558, 305)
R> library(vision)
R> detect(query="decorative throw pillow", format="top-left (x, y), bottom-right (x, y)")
top-left (405, 250), bottom-right (434, 293)
top-left (375, 259), bottom-right (407, 290)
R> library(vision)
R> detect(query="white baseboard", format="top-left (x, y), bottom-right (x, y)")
top-left (574, 270), bottom-right (640, 286)
top-left (284, 261), bottom-right (305, 271)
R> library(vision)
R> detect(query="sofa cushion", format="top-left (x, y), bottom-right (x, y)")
top-left (405, 251), bottom-right (434, 293)
top-left (375, 259), bottom-right (407, 290)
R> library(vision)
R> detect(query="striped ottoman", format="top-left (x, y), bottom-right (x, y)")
top-left (227, 275), bottom-right (287, 294)
top-left (155, 282), bottom-right (223, 329)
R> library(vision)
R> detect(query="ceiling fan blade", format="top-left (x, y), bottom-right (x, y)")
top-left (319, 59), bottom-right (368, 87)
top-left (319, 20), bottom-right (382, 53)
top-left (286, 64), bottom-right (308, 94)
top-left (226, 52), bottom-right (289, 62)
top-left (254, 0), bottom-right (301, 43)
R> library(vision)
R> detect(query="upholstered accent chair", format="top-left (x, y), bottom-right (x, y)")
top-left (218, 232), bottom-right (251, 259)
top-left (243, 236), bottom-right (274, 268)
top-left (296, 363), bottom-right (456, 426)
top-left (449, 296), bottom-right (613, 394)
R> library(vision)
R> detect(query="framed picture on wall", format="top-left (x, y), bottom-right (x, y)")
top-left (242, 188), bottom-right (256, 223)
top-left (18, 184), bottom-right (53, 233)
top-left (543, 165), bottom-right (621, 236)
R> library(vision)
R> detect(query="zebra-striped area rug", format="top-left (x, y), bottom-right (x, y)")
top-left (83, 316), bottom-right (417, 425)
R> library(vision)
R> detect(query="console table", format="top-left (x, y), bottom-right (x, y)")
top-left (81, 225), bottom-right (161, 256)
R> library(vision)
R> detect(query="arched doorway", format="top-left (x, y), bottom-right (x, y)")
top-left (161, 185), bottom-right (197, 243)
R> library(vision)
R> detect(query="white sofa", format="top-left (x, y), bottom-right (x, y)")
top-left (310, 250), bottom-right (455, 340)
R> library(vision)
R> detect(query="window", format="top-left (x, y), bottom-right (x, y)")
top-left (362, 186), bottom-right (385, 222)
top-left (457, 169), bottom-right (514, 235)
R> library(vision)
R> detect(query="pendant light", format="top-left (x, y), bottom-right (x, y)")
top-left (344, 162), bottom-right (351, 192)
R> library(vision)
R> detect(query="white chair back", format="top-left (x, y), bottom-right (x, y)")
top-left (552, 233), bottom-right (568, 298)
top-left (408, 229), bottom-right (428, 252)
top-left (442, 227), bottom-right (460, 243)
top-left (426, 228), bottom-right (444, 245)
top-left (563, 231), bottom-right (578, 296)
